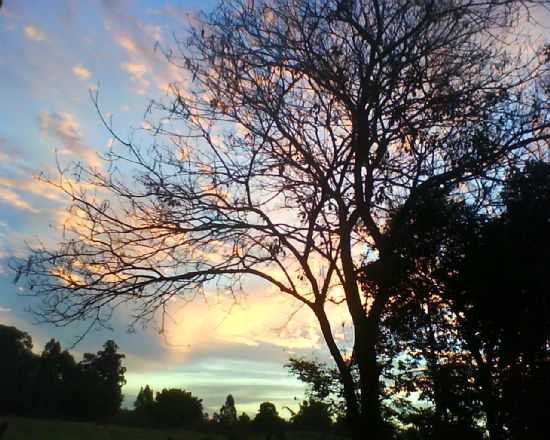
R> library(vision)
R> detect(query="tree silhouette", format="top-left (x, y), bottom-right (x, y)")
top-left (16, 1), bottom-right (550, 438)
top-left (153, 388), bottom-right (204, 428)
top-left (253, 402), bottom-right (284, 440)
top-left (219, 394), bottom-right (238, 439)
top-left (92, 340), bottom-right (126, 418)
top-left (444, 161), bottom-right (550, 440)
top-left (291, 399), bottom-right (332, 433)
top-left (0, 325), bottom-right (37, 415)
top-left (134, 384), bottom-right (155, 424)
top-left (33, 339), bottom-right (77, 417)
top-left (374, 161), bottom-right (550, 440)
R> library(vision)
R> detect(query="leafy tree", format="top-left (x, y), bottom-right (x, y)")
top-left (285, 357), bottom-right (346, 419)
top-left (253, 402), bottom-right (285, 440)
top-left (33, 339), bottom-right (77, 417)
top-left (70, 340), bottom-right (126, 420)
top-left (0, 325), bottom-right (37, 415)
top-left (445, 161), bottom-right (550, 440)
top-left (220, 394), bottom-right (237, 425)
top-left (238, 411), bottom-right (252, 434)
top-left (219, 394), bottom-right (238, 439)
top-left (375, 161), bottom-right (550, 440)
top-left (153, 388), bottom-right (204, 428)
top-left (134, 384), bottom-right (155, 423)
top-left (291, 399), bottom-right (332, 433)
top-left (92, 340), bottom-right (126, 418)
top-left (17, 1), bottom-right (550, 438)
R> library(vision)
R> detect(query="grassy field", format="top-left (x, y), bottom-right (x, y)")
top-left (1, 418), bottom-right (222, 440)
top-left (1, 417), bottom-right (341, 440)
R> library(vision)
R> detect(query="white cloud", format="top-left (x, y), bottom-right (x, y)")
top-left (121, 62), bottom-right (150, 94)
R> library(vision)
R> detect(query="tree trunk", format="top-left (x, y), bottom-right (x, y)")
top-left (478, 363), bottom-right (503, 440)
top-left (355, 318), bottom-right (388, 440)
top-left (464, 331), bottom-right (504, 440)
top-left (314, 308), bottom-right (364, 439)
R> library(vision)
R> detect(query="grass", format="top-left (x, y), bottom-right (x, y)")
top-left (1, 417), bottom-right (222, 440)
top-left (1, 417), bottom-right (345, 440)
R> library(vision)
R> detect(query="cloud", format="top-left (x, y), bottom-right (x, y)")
top-left (162, 290), bottom-right (325, 359)
top-left (101, 5), bottom-right (190, 94)
top-left (121, 62), bottom-right (150, 94)
top-left (0, 187), bottom-right (38, 213)
top-left (72, 64), bottom-right (92, 80)
top-left (38, 111), bottom-right (101, 168)
top-left (115, 34), bottom-right (138, 54)
top-left (23, 25), bottom-right (46, 42)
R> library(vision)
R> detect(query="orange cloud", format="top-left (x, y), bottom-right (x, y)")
top-left (23, 25), bottom-right (46, 42)
top-left (72, 64), bottom-right (92, 80)
top-left (0, 187), bottom-right (37, 213)
top-left (116, 34), bottom-right (138, 54)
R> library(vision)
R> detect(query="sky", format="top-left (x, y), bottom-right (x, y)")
top-left (0, 0), bottom-right (344, 417)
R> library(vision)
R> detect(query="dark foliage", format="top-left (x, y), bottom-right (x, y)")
top-left (291, 399), bottom-right (332, 433)
top-left (253, 402), bottom-right (286, 440)
top-left (0, 325), bottom-right (126, 421)
top-left (152, 388), bottom-right (204, 428)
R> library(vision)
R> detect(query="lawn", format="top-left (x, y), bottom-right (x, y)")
top-left (1, 417), bottom-right (341, 440)
top-left (1, 418), bottom-right (221, 440)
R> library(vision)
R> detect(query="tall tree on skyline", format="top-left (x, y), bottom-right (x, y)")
top-left (17, 1), bottom-right (550, 438)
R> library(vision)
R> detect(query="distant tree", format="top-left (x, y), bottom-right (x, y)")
top-left (253, 402), bottom-right (285, 440)
top-left (33, 339), bottom-right (77, 417)
top-left (0, 325), bottom-right (37, 415)
top-left (134, 384), bottom-right (155, 423)
top-left (220, 394), bottom-right (237, 424)
top-left (71, 340), bottom-right (126, 420)
top-left (291, 399), bottom-right (332, 433)
top-left (238, 412), bottom-right (251, 425)
top-left (238, 411), bottom-right (252, 435)
top-left (153, 388), bottom-right (204, 428)
top-left (90, 340), bottom-right (126, 418)
top-left (219, 394), bottom-right (238, 439)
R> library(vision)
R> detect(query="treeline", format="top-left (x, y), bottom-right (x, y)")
top-left (0, 324), bottom-right (339, 438)
top-left (0, 325), bottom-right (125, 420)
top-left (127, 389), bottom-right (335, 439)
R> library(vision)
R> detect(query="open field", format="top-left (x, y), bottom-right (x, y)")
top-left (1, 417), bottom-right (341, 440)
top-left (1, 418), bottom-right (221, 440)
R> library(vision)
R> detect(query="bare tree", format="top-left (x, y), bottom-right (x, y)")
top-left (17, 1), bottom-right (550, 438)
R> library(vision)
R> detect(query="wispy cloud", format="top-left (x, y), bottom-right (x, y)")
top-left (23, 25), bottom-right (46, 42)
top-left (38, 111), bottom-right (101, 168)
top-left (0, 187), bottom-right (37, 213)
top-left (72, 64), bottom-right (92, 80)
top-left (115, 34), bottom-right (138, 54)
top-left (121, 62), bottom-right (150, 94)
top-left (102, 4), bottom-right (189, 94)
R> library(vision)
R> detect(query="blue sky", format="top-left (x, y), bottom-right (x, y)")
top-left (0, 0), bottom-right (341, 416)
